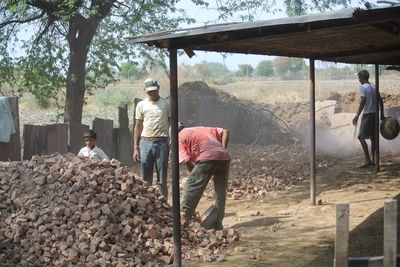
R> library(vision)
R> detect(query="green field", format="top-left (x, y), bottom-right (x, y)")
top-left (15, 75), bottom-right (400, 121)
top-left (212, 75), bottom-right (400, 104)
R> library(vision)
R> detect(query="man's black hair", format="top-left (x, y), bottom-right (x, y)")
top-left (358, 70), bottom-right (370, 80)
top-left (84, 130), bottom-right (97, 139)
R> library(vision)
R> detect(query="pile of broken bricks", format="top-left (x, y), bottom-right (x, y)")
top-left (0, 153), bottom-right (239, 266)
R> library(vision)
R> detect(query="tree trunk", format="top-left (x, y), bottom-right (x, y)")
top-left (64, 49), bottom-right (87, 124)
top-left (64, 18), bottom-right (97, 124)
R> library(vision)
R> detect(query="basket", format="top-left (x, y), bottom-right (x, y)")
top-left (380, 117), bottom-right (400, 140)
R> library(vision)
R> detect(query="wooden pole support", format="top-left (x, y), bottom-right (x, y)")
top-left (169, 49), bottom-right (182, 267)
top-left (309, 58), bottom-right (316, 206)
top-left (335, 202), bottom-right (349, 267)
top-left (375, 64), bottom-right (380, 172)
top-left (384, 199), bottom-right (397, 267)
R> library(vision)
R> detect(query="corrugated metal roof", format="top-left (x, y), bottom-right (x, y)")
top-left (126, 5), bottom-right (400, 65)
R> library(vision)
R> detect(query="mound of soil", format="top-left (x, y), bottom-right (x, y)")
top-left (0, 154), bottom-right (239, 266)
top-left (335, 92), bottom-right (400, 113)
top-left (382, 93), bottom-right (400, 107)
top-left (266, 102), bottom-right (309, 130)
top-left (178, 81), bottom-right (294, 145)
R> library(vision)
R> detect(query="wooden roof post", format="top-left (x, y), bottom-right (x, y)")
top-left (375, 64), bottom-right (380, 172)
top-left (309, 58), bottom-right (316, 206)
top-left (384, 199), bottom-right (397, 267)
top-left (335, 202), bottom-right (349, 267)
top-left (169, 48), bottom-right (182, 267)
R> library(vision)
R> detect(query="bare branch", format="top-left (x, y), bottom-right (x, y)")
top-left (90, 0), bottom-right (116, 21)
top-left (34, 15), bottom-right (56, 43)
top-left (28, 0), bottom-right (62, 13)
top-left (0, 11), bottom-right (45, 28)
top-left (54, 22), bottom-right (67, 37)
top-left (377, 0), bottom-right (399, 5)
top-left (113, 1), bottom-right (129, 9)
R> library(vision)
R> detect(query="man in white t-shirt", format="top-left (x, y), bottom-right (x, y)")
top-left (133, 78), bottom-right (170, 197)
top-left (78, 130), bottom-right (109, 160)
top-left (352, 70), bottom-right (385, 168)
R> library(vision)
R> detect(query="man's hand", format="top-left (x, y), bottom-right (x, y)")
top-left (186, 161), bottom-right (194, 172)
top-left (352, 115), bottom-right (359, 126)
top-left (133, 147), bottom-right (140, 162)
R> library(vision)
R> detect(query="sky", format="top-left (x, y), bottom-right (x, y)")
top-left (174, 0), bottom-right (377, 70)
top-left (7, 0), bottom-right (386, 71)
top-left (175, 0), bottom-right (287, 70)
top-left (178, 0), bottom-right (287, 70)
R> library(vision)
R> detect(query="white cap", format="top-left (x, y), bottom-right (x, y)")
top-left (144, 78), bottom-right (159, 92)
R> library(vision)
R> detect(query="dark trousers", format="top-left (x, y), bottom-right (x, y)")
top-left (139, 138), bottom-right (169, 198)
top-left (182, 160), bottom-right (230, 229)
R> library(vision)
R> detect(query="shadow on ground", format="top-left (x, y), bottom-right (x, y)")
top-left (231, 216), bottom-right (283, 228)
top-left (303, 193), bottom-right (400, 267)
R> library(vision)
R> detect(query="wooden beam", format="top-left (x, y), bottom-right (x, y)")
top-left (353, 7), bottom-right (400, 24)
top-left (163, 20), bottom-right (357, 50)
top-left (370, 22), bottom-right (400, 36)
top-left (319, 45), bottom-right (400, 59)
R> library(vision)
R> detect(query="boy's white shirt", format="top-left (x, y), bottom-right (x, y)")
top-left (78, 145), bottom-right (109, 160)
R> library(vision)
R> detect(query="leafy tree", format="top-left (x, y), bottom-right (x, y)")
top-left (285, 0), bottom-right (350, 16)
top-left (178, 63), bottom-right (194, 80)
top-left (255, 60), bottom-right (274, 77)
top-left (0, 0), bottom-right (197, 122)
top-left (352, 64), bottom-right (375, 75)
top-left (272, 57), bottom-right (306, 78)
top-left (273, 57), bottom-right (291, 77)
top-left (0, 0), bottom-right (350, 123)
top-left (206, 62), bottom-right (229, 77)
top-left (288, 57), bottom-right (305, 78)
top-left (237, 64), bottom-right (254, 77)
top-left (119, 61), bottom-right (146, 80)
top-left (194, 61), bottom-right (213, 81)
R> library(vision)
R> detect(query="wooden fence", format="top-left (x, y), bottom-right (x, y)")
top-left (1, 99), bottom-right (133, 166)
top-left (335, 199), bottom-right (398, 267)
top-left (0, 97), bottom-right (21, 161)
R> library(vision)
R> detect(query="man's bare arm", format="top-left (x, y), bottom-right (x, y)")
top-left (133, 119), bottom-right (143, 161)
top-left (353, 97), bottom-right (366, 126)
top-left (221, 129), bottom-right (229, 148)
top-left (379, 94), bottom-right (385, 120)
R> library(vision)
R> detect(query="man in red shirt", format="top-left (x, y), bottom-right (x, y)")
top-left (178, 126), bottom-right (230, 230)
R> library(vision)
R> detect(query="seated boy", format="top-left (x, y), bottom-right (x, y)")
top-left (77, 130), bottom-right (110, 160)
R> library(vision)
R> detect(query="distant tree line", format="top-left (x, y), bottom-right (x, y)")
top-left (118, 57), bottom-right (386, 83)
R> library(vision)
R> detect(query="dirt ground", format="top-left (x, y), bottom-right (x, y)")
top-left (184, 154), bottom-right (400, 267)
top-left (13, 78), bottom-right (400, 266)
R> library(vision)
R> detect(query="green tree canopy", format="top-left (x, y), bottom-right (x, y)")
top-left (237, 64), bottom-right (254, 77)
top-left (119, 61), bottom-right (147, 80)
top-left (288, 57), bottom-right (305, 78)
top-left (193, 61), bottom-right (230, 80)
top-left (273, 57), bottom-right (291, 77)
top-left (285, 0), bottom-right (350, 16)
top-left (0, 0), bottom-right (350, 123)
top-left (194, 61), bottom-right (214, 81)
top-left (255, 60), bottom-right (274, 77)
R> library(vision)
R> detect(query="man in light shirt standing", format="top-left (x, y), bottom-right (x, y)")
top-left (352, 70), bottom-right (385, 168)
top-left (134, 78), bottom-right (170, 197)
